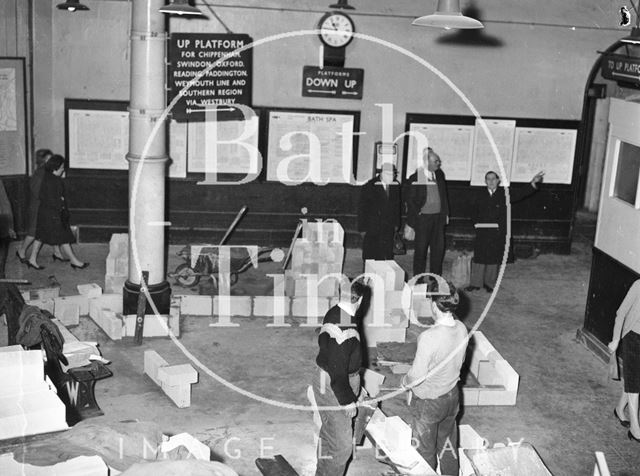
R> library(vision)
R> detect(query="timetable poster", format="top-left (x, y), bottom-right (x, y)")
top-left (68, 109), bottom-right (129, 170)
top-left (187, 115), bottom-right (260, 175)
top-left (405, 123), bottom-right (474, 180)
top-left (511, 128), bottom-right (576, 184)
top-left (470, 119), bottom-right (516, 185)
top-left (266, 111), bottom-right (356, 185)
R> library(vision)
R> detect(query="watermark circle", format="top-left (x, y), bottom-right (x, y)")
top-left (129, 29), bottom-right (514, 412)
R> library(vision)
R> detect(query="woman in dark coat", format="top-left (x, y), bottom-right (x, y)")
top-left (466, 170), bottom-right (543, 292)
top-left (357, 163), bottom-right (402, 264)
top-left (30, 155), bottom-right (88, 270)
top-left (17, 149), bottom-right (65, 265)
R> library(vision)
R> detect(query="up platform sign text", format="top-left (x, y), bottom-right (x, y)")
top-left (169, 33), bottom-right (253, 121)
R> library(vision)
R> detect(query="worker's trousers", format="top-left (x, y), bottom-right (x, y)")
top-left (313, 369), bottom-right (360, 476)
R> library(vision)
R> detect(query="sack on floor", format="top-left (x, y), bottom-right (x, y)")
top-left (450, 253), bottom-right (471, 288)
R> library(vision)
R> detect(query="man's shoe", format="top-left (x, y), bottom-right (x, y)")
top-left (465, 286), bottom-right (480, 292)
top-left (484, 285), bottom-right (494, 293)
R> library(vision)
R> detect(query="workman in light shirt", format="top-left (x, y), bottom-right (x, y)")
top-left (402, 279), bottom-right (468, 474)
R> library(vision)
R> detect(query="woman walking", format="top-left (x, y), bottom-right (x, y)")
top-left (31, 155), bottom-right (88, 270)
top-left (609, 279), bottom-right (640, 442)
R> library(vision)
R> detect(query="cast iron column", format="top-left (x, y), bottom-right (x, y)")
top-left (123, 0), bottom-right (171, 314)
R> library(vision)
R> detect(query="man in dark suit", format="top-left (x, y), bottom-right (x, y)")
top-left (404, 148), bottom-right (449, 278)
top-left (466, 170), bottom-right (544, 292)
top-left (357, 163), bottom-right (402, 263)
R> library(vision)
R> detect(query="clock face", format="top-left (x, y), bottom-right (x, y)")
top-left (318, 12), bottom-right (355, 48)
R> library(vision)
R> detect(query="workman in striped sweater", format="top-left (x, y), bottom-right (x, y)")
top-left (313, 280), bottom-right (368, 476)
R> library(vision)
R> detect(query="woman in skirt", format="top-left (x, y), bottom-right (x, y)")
top-left (31, 155), bottom-right (88, 270)
top-left (609, 279), bottom-right (640, 442)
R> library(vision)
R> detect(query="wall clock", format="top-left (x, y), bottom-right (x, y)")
top-left (318, 11), bottom-right (355, 48)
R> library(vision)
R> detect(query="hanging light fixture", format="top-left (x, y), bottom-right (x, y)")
top-left (159, 0), bottom-right (205, 16)
top-left (56, 0), bottom-right (89, 12)
top-left (329, 0), bottom-right (355, 10)
top-left (412, 0), bottom-right (483, 30)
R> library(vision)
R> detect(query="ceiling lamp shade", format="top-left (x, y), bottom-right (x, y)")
top-left (56, 0), bottom-right (89, 12)
top-left (621, 27), bottom-right (640, 45)
top-left (413, 0), bottom-right (483, 30)
top-left (329, 0), bottom-right (355, 10)
top-left (159, 0), bottom-right (205, 16)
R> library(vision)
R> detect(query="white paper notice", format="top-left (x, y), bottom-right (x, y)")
top-left (470, 119), bottom-right (516, 185)
top-left (187, 116), bottom-right (260, 175)
top-left (405, 123), bottom-right (474, 180)
top-left (511, 128), bottom-right (576, 184)
top-left (169, 120), bottom-right (187, 178)
top-left (68, 110), bottom-right (129, 170)
top-left (0, 68), bottom-right (17, 132)
top-left (267, 111), bottom-right (355, 184)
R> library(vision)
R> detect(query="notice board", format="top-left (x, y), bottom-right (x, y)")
top-left (65, 99), bottom-right (186, 178)
top-left (66, 99), bottom-right (129, 171)
top-left (265, 109), bottom-right (360, 185)
top-left (186, 113), bottom-right (260, 176)
top-left (0, 58), bottom-right (27, 176)
top-left (168, 33), bottom-right (253, 122)
top-left (404, 114), bottom-right (578, 185)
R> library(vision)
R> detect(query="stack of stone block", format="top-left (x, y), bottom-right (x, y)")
top-left (144, 350), bottom-right (198, 408)
top-left (363, 260), bottom-right (411, 346)
top-left (88, 291), bottom-right (180, 340)
top-left (285, 220), bottom-right (345, 321)
top-left (105, 233), bottom-right (128, 294)
top-left (462, 331), bottom-right (520, 406)
top-left (0, 346), bottom-right (68, 439)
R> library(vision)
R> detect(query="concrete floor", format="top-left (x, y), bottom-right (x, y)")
top-left (2, 232), bottom-right (640, 476)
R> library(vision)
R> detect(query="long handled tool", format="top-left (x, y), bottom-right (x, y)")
top-left (219, 206), bottom-right (248, 245)
top-left (282, 221), bottom-right (303, 271)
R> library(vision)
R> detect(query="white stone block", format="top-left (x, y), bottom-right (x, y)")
top-left (386, 260), bottom-right (406, 290)
top-left (144, 350), bottom-right (169, 386)
top-left (26, 298), bottom-right (55, 314)
top-left (161, 381), bottom-right (192, 408)
top-left (291, 297), bottom-right (329, 318)
top-left (0, 389), bottom-right (68, 439)
top-left (0, 350), bottom-right (43, 385)
top-left (26, 287), bottom-right (60, 301)
top-left (462, 387), bottom-right (480, 406)
top-left (89, 294), bottom-right (123, 320)
top-left (104, 275), bottom-right (127, 294)
top-left (123, 314), bottom-right (177, 337)
top-left (56, 301), bottom-right (80, 327)
top-left (77, 283), bottom-right (103, 298)
top-left (158, 364), bottom-right (198, 386)
top-left (364, 326), bottom-right (406, 347)
top-left (55, 294), bottom-right (89, 316)
top-left (302, 219), bottom-right (344, 245)
top-left (179, 295), bottom-right (213, 316)
top-left (93, 309), bottom-right (124, 340)
top-left (383, 416), bottom-right (412, 453)
top-left (213, 295), bottom-right (253, 316)
top-left (253, 296), bottom-right (290, 317)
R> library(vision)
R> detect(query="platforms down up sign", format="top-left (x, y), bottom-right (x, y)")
top-left (302, 66), bottom-right (364, 100)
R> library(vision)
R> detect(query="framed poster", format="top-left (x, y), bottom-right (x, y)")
top-left (0, 57), bottom-right (27, 176)
top-left (470, 119), bottom-right (516, 185)
top-left (186, 114), bottom-right (260, 176)
top-left (405, 123), bottom-right (474, 180)
top-left (65, 99), bottom-right (129, 171)
top-left (511, 127), bottom-right (577, 184)
top-left (265, 108), bottom-right (360, 185)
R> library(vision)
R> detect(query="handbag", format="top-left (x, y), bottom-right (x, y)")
top-left (608, 350), bottom-right (620, 381)
top-left (393, 231), bottom-right (406, 255)
top-left (451, 252), bottom-right (472, 288)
